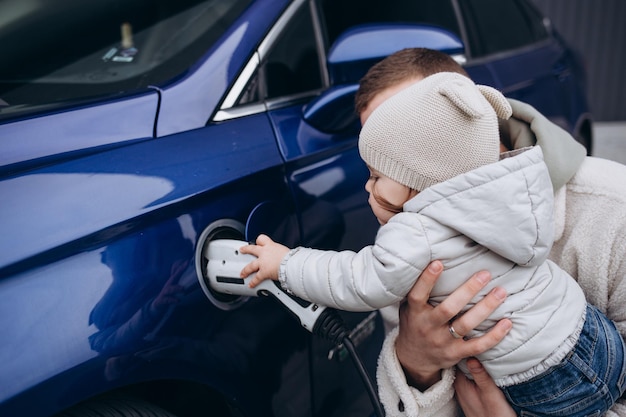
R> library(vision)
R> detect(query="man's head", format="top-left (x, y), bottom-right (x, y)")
top-left (355, 48), bottom-right (469, 123)
top-left (358, 72), bottom-right (512, 193)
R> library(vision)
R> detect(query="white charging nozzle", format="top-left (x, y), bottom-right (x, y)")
top-left (201, 240), bottom-right (384, 416)
top-left (203, 239), bottom-right (327, 332)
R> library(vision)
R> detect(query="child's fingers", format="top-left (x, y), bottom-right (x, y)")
top-left (248, 274), bottom-right (265, 288)
top-left (239, 244), bottom-right (258, 256)
top-left (255, 234), bottom-right (272, 245)
top-left (240, 260), bottom-right (259, 278)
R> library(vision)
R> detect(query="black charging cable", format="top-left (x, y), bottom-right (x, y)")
top-left (312, 308), bottom-right (385, 417)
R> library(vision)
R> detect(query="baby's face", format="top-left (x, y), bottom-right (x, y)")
top-left (359, 78), bottom-right (423, 225)
top-left (365, 168), bottom-right (417, 225)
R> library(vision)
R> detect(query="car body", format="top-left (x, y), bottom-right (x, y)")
top-left (0, 0), bottom-right (592, 416)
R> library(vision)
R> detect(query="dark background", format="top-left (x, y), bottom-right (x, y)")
top-left (531, 0), bottom-right (626, 122)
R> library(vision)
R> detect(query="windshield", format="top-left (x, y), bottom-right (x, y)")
top-left (0, 0), bottom-right (252, 120)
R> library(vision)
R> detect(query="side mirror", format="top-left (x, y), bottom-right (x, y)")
top-left (302, 84), bottom-right (360, 134)
top-left (304, 23), bottom-right (465, 133)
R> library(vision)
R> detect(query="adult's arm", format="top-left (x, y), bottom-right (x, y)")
top-left (377, 261), bottom-right (512, 417)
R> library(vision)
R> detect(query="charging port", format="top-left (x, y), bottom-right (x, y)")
top-left (194, 219), bottom-right (248, 310)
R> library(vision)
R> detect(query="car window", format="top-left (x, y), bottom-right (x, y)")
top-left (237, 0), bottom-right (462, 108)
top-left (457, 0), bottom-right (549, 57)
top-left (238, 2), bottom-right (322, 106)
top-left (0, 0), bottom-right (252, 121)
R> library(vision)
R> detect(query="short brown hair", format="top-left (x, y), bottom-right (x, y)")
top-left (354, 48), bottom-right (469, 115)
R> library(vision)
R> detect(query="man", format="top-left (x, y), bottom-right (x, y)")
top-left (356, 47), bottom-right (626, 417)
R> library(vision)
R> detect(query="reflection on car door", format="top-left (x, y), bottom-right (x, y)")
top-left (258, 3), bottom-right (382, 415)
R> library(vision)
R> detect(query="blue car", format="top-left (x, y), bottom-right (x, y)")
top-left (0, 0), bottom-right (592, 416)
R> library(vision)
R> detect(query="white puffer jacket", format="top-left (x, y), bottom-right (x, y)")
top-left (281, 145), bottom-right (586, 386)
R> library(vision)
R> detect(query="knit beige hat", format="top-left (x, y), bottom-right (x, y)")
top-left (359, 72), bottom-right (512, 192)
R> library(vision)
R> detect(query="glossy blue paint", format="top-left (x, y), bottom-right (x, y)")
top-left (0, 113), bottom-right (280, 273)
top-left (0, 91), bottom-right (158, 173)
top-left (268, 104), bottom-right (379, 252)
top-left (0, 231), bottom-right (308, 417)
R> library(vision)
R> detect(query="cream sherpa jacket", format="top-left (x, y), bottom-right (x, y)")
top-left (376, 99), bottom-right (626, 417)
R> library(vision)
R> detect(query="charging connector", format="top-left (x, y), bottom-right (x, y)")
top-left (312, 308), bottom-right (384, 417)
top-left (313, 308), bottom-right (348, 345)
top-left (200, 239), bottom-right (384, 417)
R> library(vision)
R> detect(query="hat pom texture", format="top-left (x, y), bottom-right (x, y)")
top-left (359, 72), bottom-right (512, 192)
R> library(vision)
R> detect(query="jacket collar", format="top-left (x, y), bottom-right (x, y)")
top-left (500, 99), bottom-right (586, 192)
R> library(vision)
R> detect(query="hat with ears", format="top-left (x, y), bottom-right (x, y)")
top-left (358, 72), bottom-right (512, 192)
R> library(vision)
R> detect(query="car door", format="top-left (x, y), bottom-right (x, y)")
top-left (455, 0), bottom-right (584, 133)
top-left (259, 7), bottom-right (384, 414)
top-left (212, 1), bottom-right (383, 415)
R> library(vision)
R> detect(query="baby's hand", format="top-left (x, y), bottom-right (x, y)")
top-left (239, 234), bottom-right (290, 288)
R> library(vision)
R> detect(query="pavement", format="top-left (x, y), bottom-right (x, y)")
top-left (592, 122), bottom-right (626, 165)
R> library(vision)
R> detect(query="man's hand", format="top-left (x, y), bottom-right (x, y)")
top-left (455, 358), bottom-right (516, 417)
top-left (395, 260), bottom-right (512, 390)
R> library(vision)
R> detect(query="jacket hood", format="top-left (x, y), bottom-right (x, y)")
top-left (500, 99), bottom-right (586, 191)
top-left (403, 146), bottom-right (554, 266)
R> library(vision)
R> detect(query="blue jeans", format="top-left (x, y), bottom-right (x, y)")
top-left (502, 304), bottom-right (626, 417)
